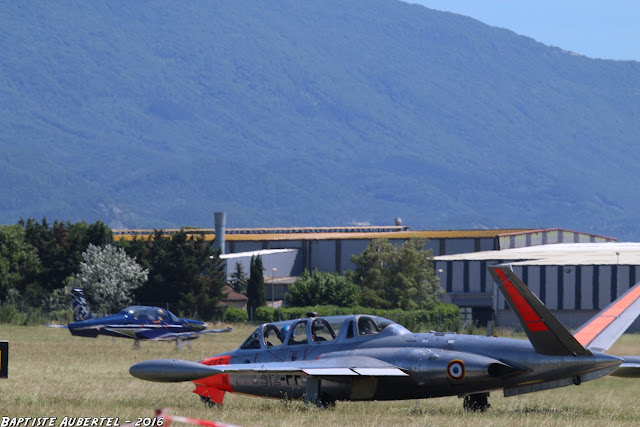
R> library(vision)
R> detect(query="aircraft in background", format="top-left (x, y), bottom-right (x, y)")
top-left (130, 266), bottom-right (640, 410)
top-left (60, 288), bottom-right (231, 349)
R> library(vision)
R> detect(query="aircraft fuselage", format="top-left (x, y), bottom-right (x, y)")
top-left (68, 310), bottom-right (206, 340)
top-left (191, 317), bottom-right (621, 403)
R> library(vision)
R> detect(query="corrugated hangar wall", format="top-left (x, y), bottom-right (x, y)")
top-left (228, 237), bottom-right (500, 274)
top-left (498, 264), bottom-right (640, 330)
top-left (434, 260), bottom-right (640, 329)
top-left (498, 229), bottom-right (611, 249)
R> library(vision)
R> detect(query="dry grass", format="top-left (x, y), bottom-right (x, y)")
top-left (1, 325), bottom-right (640, 426)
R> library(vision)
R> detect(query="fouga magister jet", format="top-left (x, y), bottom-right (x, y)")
top-left (64, 288), bottom-right (231, 349)
top-left (129, 266), bottom-right (640, 410)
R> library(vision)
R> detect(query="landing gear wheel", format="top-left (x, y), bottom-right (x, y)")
top-left (200, 396), bottom-right (221, 408)
top-left (463, 393), bottom-right (491, 412)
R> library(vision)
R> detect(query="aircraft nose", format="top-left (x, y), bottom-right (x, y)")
top-left (192, 320), bottom-right (206, 331)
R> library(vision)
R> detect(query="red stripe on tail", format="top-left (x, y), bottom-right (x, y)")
top-left (496, 269), bottom-right (549, 332)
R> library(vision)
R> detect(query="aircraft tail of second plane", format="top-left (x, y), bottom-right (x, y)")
top-left (489, 266), bottom-right (592, 357)
top-left (71, 288), bottom-right (93, 322)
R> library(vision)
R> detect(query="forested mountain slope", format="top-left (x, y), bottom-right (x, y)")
top-left (2, 0), bottom-right (639, 239)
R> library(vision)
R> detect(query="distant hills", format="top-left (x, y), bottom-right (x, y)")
top-left (2, 0), bottom-right (640, 240)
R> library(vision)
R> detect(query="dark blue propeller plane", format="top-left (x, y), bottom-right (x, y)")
top-left (61, 288), bottom-right (231, 349)
top-left (130, 266), bottom-right (640, 410)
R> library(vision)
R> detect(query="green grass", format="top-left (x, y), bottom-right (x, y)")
top-left (1, 325), bottom-right (640, 426)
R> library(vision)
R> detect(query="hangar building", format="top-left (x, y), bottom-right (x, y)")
top-left (434, 242), bottom-right (640, 329)
top-left (115, 217), bottom-right (633, 328)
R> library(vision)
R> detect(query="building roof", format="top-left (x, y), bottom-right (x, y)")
top-left (264, 276), bottom-right (299, 285)
top-left (221, 285), bottom-right (248, 302)
top-left (113, 227), bottom-right (535, 242)
top-left (223, 229), bottom-right (533, 241)
top-left (435, 242), bottom-right (640, 266)
top-left (220, 249), bottom-right (297, 259)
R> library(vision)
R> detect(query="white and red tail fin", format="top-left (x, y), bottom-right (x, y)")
top-left (573, 279), bottom-right (640, 352)
top-left (489, 266), bottom-right (592, 356)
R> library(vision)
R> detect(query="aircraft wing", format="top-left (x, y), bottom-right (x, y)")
top-left (198, 327), bottom-right (233, 335)
top-left (149, 327), bottom-right (232, 342)
top-left (573, 280), bottom-right (640, 352)
top-left (44, 324), bottom-right (68, 328)
top-left (130, 356), bottom-right (408, 383)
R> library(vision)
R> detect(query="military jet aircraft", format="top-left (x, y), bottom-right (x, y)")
top-left (130, 266), bottom-right (640, 410)
top-left (63, 288), bottom-right (231, 349)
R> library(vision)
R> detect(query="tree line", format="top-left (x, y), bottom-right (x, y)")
top-left (1, 218), bottom-right (452, 325)
top-left (0, 219), bottom-right (226, 320)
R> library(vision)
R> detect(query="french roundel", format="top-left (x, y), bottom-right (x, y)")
top-left (446, 359), bottom-right (465, 380)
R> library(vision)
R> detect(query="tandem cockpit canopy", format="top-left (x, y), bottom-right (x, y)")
top-left (122, 306), bottom-right (181, 323)
top-left (239, 314), bottom-right (410, 350)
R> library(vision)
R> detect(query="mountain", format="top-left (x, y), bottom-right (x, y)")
top-left (2, 0), bottom-right (640, 239)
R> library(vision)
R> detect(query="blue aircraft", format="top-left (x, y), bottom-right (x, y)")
top-left (64, 288), bottom-right (231, 349)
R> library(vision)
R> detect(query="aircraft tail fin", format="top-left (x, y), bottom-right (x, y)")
top-left (573, 279), bottom-right (640, 352)
top-left (71, 288), bottom-right (93, 322)
top-left (489, 266), bottom-right (592, 356)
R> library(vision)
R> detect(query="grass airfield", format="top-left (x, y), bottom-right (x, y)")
top-left (1, 324), bottom-right (640, 426)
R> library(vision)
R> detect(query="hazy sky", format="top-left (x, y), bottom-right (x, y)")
top-left (406, 0), bottom-right (640, 62)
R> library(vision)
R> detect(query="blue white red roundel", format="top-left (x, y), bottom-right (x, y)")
top-left (446, 359), bottom-right (465, 380)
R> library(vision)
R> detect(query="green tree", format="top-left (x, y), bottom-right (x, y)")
top-left (71, 244), bottom-right (148, 314)
top-left (19, 218), bottom-right (113, 304)
top-left (119, 229), bottom-right (226, 320)
top-left (0, 225), bottom-right (42, 303)
top-left (86, 221), bottom-right (114, 247)
top-left (246, 255), bottom-right (266, 313)
top-left (285, 269), bottom-right (358, 307)
top-left (346, 238), bottom-right (442, 310)
top-left (229, 261), bottom-right (248, 295)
